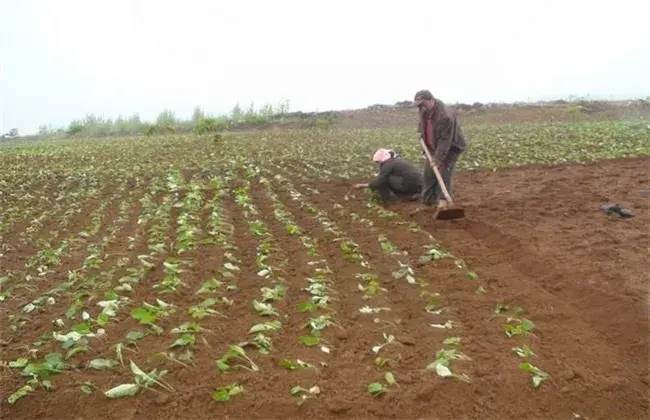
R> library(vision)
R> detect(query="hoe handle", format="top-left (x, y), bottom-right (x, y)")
top-left (420, 137), bottom-right (453, 204)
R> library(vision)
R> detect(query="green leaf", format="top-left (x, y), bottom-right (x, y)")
top-left (212, 383), bottom-right (243, 402)
top-left (367, 382), bottom-right (385, 396)
top-left (126, 330), bottom-right (145, 341)
top-left (384, 372), bottom-right (396, 386)
top-left (435, 363), bottom-right (453, 377)
top-left (442, 337), bottom-right (461, 346)
top-left (88, 358), bottom-right (118, 370)
top-left (7, 385), bottom-right (33, 404)
top-left (298, 335), bottom-right (320, 347)
top-left (104, 383), bottom-right (139, 398)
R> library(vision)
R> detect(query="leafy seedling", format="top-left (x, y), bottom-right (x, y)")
top-left (420, 290), bottom-right (443, 313)
top-left (372, 333), bottom-right (396, 354)
top-left (520, 362), bottom-right (549, 388)
top-left (512, 345), bottom-right (535, 358)
top-left (253, 300), bottom-right (279, 317)
top-left (302, 314), bottom-right (339, 337)
top-left (212, 383), bottom-right (244, 402)
top-left (290, 385), bottom-right (320, 406)
top-left (215, 345), bottom-right (259, 373)
top-left (374, 357), bottom-right (392, 367)
top-left (426, 348), bottom-right (472, 383)
top-left (419, 244), bottom-right (450, 262)
top-left (104, 360), bottom-right (174, 398)
top-left (392, 261), bottom-right (418, 284)
top-left (504, 319), bottom-right (535, 338)
top-left (367, 372), bottom-right (397, 397)
top-left (88, 358), bottom-right (118, 370)
top-left (249, 320), bottom-right (282, 334)
top-left (260, 283), bottom-right (286, 302)
top-left (442, 337), bottom-right (461, 346)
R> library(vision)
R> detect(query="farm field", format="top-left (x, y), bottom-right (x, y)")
top-left (0, 111), bottom-right (649, 420)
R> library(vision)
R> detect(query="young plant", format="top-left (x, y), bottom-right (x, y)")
top-left (215, 345), bottom-right (260, 373)
top-left (290, 385), bottom-right (320, 406)
top-left (104, 360), bottom-right (174, 398)
top-left (519, 362), bottom-right (550, 388)
top-left (367, 372), bottom-right (397, 397)
top-left (212, 383), bottom-right (244, 402)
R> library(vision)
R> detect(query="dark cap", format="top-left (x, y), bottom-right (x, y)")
top-left (413, 89), bottom-right (434, 106)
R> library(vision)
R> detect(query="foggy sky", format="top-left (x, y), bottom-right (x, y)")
top-left (1, 0), bottom-right (649, 134)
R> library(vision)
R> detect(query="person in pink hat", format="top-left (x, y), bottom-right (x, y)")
top-left (353, 148), bottom-right (423, 204)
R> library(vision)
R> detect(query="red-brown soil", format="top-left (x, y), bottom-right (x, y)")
top-left (1, 157), bottom-right (648, 420)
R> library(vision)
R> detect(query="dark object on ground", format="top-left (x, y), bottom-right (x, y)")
top-left (600, 203), bottom-right (634, 218)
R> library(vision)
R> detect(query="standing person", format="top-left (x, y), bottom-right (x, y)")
top-left (353, 148), bottom-right (423, 205)
top-left (413, 89), bottom-right (468, 210)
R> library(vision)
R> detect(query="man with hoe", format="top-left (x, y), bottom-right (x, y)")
top-left (413, 89), bottom-right (468, 212)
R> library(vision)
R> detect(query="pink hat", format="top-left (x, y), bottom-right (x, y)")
top-left (372, 148), bottom-right (393, 163)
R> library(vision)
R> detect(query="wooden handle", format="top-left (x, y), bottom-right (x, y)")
top-left (420, 137), bottom-right (453, 203)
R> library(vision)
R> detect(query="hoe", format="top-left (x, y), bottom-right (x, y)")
top-left (409, 138), bottom-right (465, 220)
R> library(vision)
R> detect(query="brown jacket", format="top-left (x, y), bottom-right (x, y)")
top-left (417, 98), bottom-right (467, 164)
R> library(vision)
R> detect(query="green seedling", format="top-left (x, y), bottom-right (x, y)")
top-left (442, 337), bottom-right (461, 346)
top-left (419, 244), bottom-right (450, 262)
top-left (426, 348), bottom-right (472, 383)
top-left (520, 362), bottom-right (550, 388)
top-left (302, 314), bottom-right (338, 337)
top-left (392, 261), bottom-right (418, 284)
top-left (504, 319), bottom-right (535, 338)
top-left (374, 357), bottom-right (392, 367)
top-left (261, 283), bottom-right (286, 302)
top-left (378, 234), bottom-right (403, 255)
top-left (252, 300), bottom-right (279, 317)
top-left (420, 290), bottom-right (443, 313)
top-left (367, 372), bottom-right (397, 397)
top-left (337, 239), bottom-right (364, 262)
top-left (88, 358), bottom-right (118, 370)
top-left (298, 335), bottom-right (320, 347)
top-left (372, 333), bottom-right (396, 354)
top-left (215, 345), bottom-right (259, 373)
top-left (188, 298), bottom-right (228, 319)
top-left (148, 351), bottom-right (194, 367)
top-left (5, 352), bottom-right (66, 404)
top-left (104, 360), bottom-right (174, 398)
top-left (238, 333), bottom-right (274, 355)
top-left (290, 385), bottom-right (320, 406)
top-left (512, 345), bottom-right (535, 358)
top-left (249, 321), bottom-right (282, 334)
top-left (212, 383), bottom-right (244, 402)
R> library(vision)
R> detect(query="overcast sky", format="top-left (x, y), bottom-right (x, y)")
top-left (2, 0), bottom-right (649, 134)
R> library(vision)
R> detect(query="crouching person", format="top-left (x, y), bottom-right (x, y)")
top-left (353, 148), bottom-right (423, 204)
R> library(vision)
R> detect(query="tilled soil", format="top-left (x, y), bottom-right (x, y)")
top-left (0, 157), bottom-right (647, 420)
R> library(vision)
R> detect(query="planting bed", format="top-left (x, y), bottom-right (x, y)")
top-left (0, 119), bottom-right (648, 420)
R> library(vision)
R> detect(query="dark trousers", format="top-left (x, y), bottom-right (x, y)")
top-left (375, 176), bottom-right (422, 204)
top-left (421, 147), bottom-right (463, 206)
